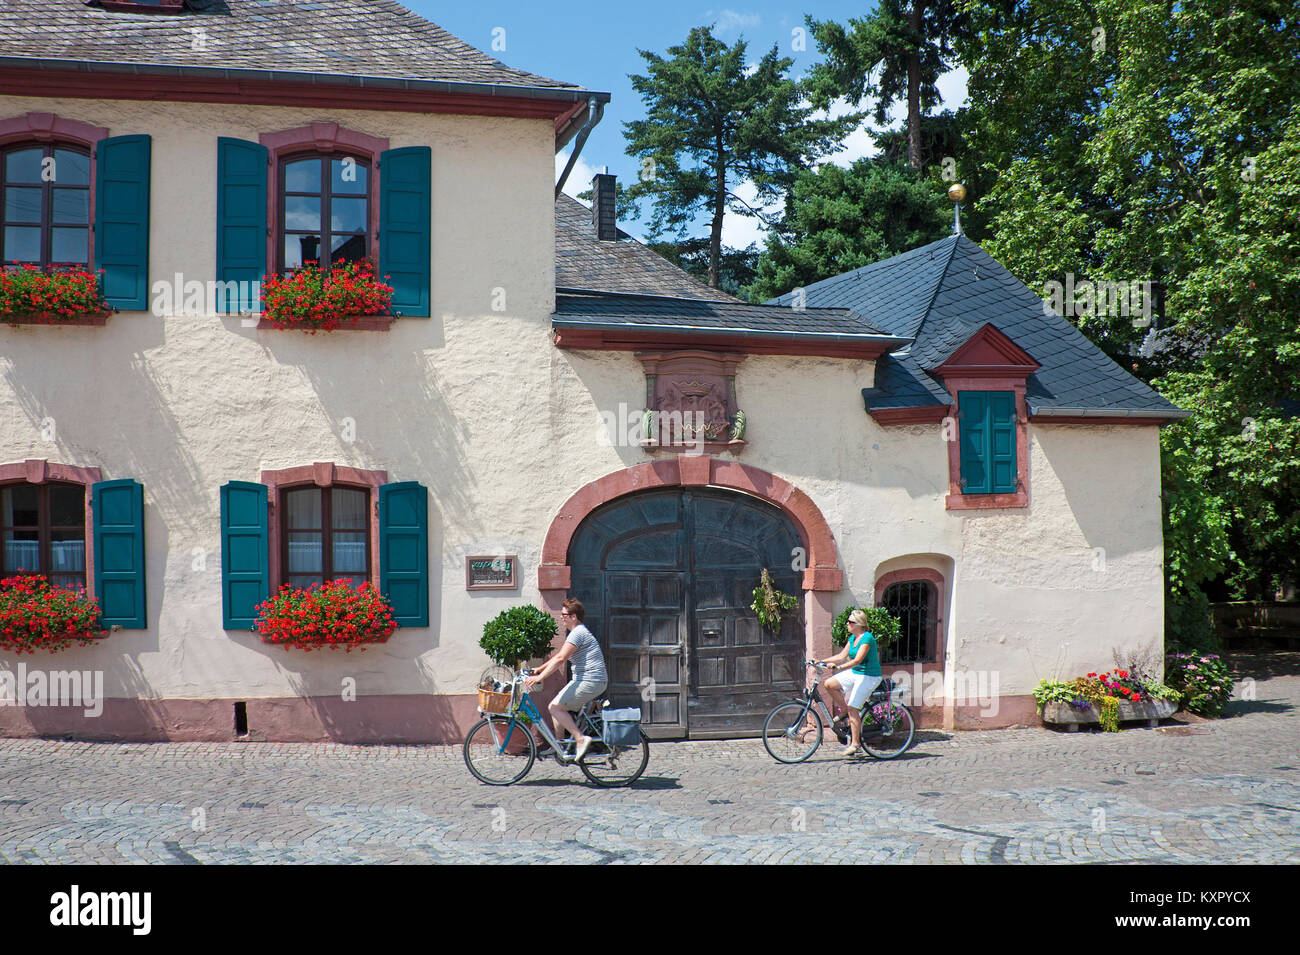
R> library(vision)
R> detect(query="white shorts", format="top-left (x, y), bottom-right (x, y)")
top-left (830, 670), bottom-right (882, 710)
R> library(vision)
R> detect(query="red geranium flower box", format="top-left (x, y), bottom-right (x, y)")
top-left (259, 258), bottom-right (394, 333)
top-left (1, 264), bottom-right (113, 326)
top-left (254, 578), bottom-right (398, 651)
top-left (0, 574), bottom-right (107, 653)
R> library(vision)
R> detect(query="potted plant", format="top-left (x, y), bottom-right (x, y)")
top-left (830, 605), bottom-right (902, 650)
top-left (253, 579), bottom-right (398, 651)
top-left (1, 265), bottom-right (112, 326)
top-left (479, 606), bottom-right (557, 749)
top-left (0, 574), bottom-right (106, 653)
top-left (260, 257), bottom-right (394, 332)
top-left (479, 605), bottom-right (558, 670)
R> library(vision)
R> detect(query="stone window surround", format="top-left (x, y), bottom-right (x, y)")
top-left (258, 123), bottom-right (392, 331)
top-left (260, 463), bottom-right (388, 593)
top-left (0, 459), bottom-right (103, 596)
top-left (942, 376), bottom-right (1031, 510)
top-left (0, 113), bottom-right (111, 327)
top-left (874, 567), bottom-right (945, 667)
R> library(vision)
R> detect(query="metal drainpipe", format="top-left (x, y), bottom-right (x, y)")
top-left (555, 96), bottom-right (604, 199)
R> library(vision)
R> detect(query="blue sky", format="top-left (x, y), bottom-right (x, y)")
top-left (408, 3), bottom-right (968, 248)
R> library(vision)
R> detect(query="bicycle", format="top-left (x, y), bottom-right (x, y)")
top-left (462, 669), bottom-right (650, 787)
top-left (762, 660), bottom-right (915, 763)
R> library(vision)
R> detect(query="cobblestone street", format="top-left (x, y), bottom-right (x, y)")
top-left (2, 664), bottom-right (1296, 865)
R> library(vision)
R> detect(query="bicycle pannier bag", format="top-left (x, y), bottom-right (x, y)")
top-left (602, 707), bottom-right (641, 746)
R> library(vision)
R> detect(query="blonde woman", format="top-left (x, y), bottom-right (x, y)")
top-left (819, 609), bottom-right (883, 757)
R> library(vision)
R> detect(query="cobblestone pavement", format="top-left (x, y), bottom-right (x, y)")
top-left (1, 670), bottom-right (1297, 864)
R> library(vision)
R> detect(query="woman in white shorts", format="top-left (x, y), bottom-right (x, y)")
top-left (819, 609), bottom-right (883, 757)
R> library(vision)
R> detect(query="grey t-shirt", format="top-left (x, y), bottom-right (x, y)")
top-left (565, 624), bottom-right (607, 684)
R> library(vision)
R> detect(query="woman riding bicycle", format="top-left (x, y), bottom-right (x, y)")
top-left (523, 599), bottom-right (607, 762)
top-left (818, 609), bottom-right (883, 757)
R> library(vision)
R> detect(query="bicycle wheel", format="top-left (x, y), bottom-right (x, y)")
top-left (762, 701), bottom-right (824, 764)
top-left (463, 716), bottom-right (536, 785)
top-left (860, 703), bottom-right (915, 760)
top-left (579, 729), bottom-right (650, 788)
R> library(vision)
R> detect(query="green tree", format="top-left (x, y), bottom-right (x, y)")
top-left (646, 239), bottom-right (760, 299)
top-left (746, 158), bottom-right (949, 301)
top-left (623, 26), bottom-right (860, 288)
top-left (806, 1), bottom-right (966, 171)
top-left (957, 0), bottom-right (1300, 633)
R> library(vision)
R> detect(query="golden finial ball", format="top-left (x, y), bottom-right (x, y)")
top-left (948, 183), bottom-right (967, 203)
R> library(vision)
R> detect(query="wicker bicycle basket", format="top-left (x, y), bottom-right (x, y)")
top-left (477, 684), bottom-right (513, 714)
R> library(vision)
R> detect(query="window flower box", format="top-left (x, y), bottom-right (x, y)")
top-left (1, 265), bottom-right (113, 327)
top-left (259, 258), bottom-right (395, 333)
top-left (0, 574), bottom-right (107, 653)
top-left (253, 578), bottom-right (398, 651)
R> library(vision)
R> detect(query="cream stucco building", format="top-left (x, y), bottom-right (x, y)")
top-left (0, 0), bottom-right (1185, 742)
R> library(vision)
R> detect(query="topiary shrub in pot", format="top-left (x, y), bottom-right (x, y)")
top-left (830, 605), bottom-right (901, 650)
top-left (480, 605), bottom-right (558, 669)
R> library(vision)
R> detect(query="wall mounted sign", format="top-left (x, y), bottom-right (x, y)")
top-left (466, 555), bottom-right (518, 590)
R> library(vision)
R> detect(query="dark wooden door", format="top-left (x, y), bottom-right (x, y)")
top-left (568, 487), bottom-right (804, 739)
top-left (687, 491), bottom-right (804, 738)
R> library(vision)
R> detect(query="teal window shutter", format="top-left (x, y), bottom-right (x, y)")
top-left (216, 138), bottom-right (268, 313)
top-left (378, 482), bottom-right (428, 627)
top-left (92, 479), bottom-right (146, 629)
top-left (378, 147), bottom-right (431, 317)
top-left (959, 391), bottom-right (1017, 494)
top-left (94, 135), bottom-right (151, 310)
top-left (958, 391), bottom-right (990, 494)
top-left (220, 481), bottom-right (269, 629)
top-left (989, 392), bottom-right (1018, 493)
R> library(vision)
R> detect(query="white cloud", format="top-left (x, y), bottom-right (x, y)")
top-left (937, 66), bottom-right (970, 110)
top-left (555, 150), bottom-right (601, 202)
top-left (706, 9), bottom-right (762, 36)
top-left (819, 96), bottom-right (881, 169)
top-left (721, 179), bottom-right (781, 250)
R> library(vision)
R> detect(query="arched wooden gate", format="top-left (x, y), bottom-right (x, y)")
top-left (568, 487), bottom-right (804, 739)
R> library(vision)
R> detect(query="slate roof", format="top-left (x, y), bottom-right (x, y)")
top-left (556, 195), bottom-right (737, 303)
top-left (554, 290), bottom-right (902, 344)
top-left (0, 0), bottom-right (582, 92)
top-left (770, 234), bottom-right (1188, 419)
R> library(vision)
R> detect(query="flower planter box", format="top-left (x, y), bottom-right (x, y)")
top-left (4, 312), bottom-right (110, 327)
top-left (1041, 699), bottom-right (1178, 731)
top-left (255, 315), bottom-right (395, 332)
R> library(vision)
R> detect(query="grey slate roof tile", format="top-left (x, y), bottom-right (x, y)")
top-left (555, 195), bottom-right (736, 303)
top-left (554, 290), bottom-right (893, 339)
top-left (773, 234), bottom-right (1185, 419)
top-left (0, 0), bottom-right (581, 90)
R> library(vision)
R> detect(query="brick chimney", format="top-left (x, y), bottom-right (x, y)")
top-left (591, 172), bottom-right (618, 241)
